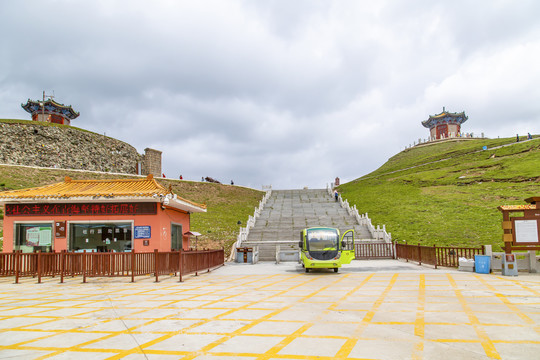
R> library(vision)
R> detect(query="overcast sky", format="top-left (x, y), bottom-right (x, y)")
top-left (1, 1), bottom-right (539, 189)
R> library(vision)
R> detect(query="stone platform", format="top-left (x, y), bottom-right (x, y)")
top-left (0, 260), bottom-right (539, 359)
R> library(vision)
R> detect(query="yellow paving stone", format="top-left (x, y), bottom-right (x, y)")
top-left (132, 319), bottom-right (201, 332)
top-left (170, 308), bottom-right (231, 319)
top-left (24, 331), bottom-right (112, 348)
top-left (81, 332), bottom-right (165, 350)
top-left (371, 309), bottom-right (418, 323)
top-left (422, 341), bottom-right (489, 360)
top-left (424, 311), bottom-right (471, 324)
top-left (301, 321), bottom-right (358, 336)
top-left (348, 339), bottom-right (416, 360)
top-left (144, 333), bottom-right (224, 352)
top-left (0, 349), bottom-right (53, 359)
top-left (186, 320), bottom-right (252, 334)
top-left (424, 324), bottom-right (483, 340)
top-left (362, 323), bottom-right (418, 340)
top-left (494, 342), bottom-right (540, 360)
top-left (277, 336), bottom-right (348, 357)
top-left (192, 356), bottom-right (257, 360)
top-left (1, 263), bottom-right (539, 359)
top-left (242, 321), bottom-right (307, 336)
top-left (0, 330), bottom-right (57, 346)
top-left (40, 350), bottom-right (117, 359)
top-left (209, 334), bottom-right (287, 354)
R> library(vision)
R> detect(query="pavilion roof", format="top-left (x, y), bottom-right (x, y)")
top-left (422, 109), bottom-right (468, 128)
top-left (0, 175), bottom-right (206, 213)
top-left (21, 98), bottom-right (80, 119)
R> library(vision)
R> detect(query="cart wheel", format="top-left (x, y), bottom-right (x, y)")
top-left (334, 268), bottom-right (338, 273)
top-left (305, 268), bottom-right (309, 273)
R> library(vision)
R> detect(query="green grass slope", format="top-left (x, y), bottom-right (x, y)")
top-left (0, 165), bottom-right (264, 253)
top-left (338, 136), bottom-right (540, 250)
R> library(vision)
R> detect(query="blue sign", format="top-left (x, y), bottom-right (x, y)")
top-left (134, 226), bottom-right (151, 239)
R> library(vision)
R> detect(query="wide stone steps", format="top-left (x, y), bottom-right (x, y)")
top-left (246, 189), bottom-right (376, 261)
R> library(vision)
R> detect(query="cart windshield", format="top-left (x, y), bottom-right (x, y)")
top-left (306, 228), bottom-right (339, 252)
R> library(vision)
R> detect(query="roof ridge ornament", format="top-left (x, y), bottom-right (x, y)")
top-left (65, 176), bottom-right (72, 182)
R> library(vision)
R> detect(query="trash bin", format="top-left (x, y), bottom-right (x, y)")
top-left (236, 247), bottom-right (253, 263)
top-left (474, 255), bottom-right (491, 274)
top-left (502, 254), bottom-right (518, 276)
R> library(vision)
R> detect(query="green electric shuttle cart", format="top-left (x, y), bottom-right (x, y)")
top-left (299, 227), bottom-right (355, 272)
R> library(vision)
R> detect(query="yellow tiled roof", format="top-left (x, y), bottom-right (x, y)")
top-left (0, 176), bottom-right (168, 199)
top-left (0, 175), bottom-right (206, 210)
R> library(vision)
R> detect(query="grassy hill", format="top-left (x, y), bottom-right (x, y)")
top-left (338, 136), bottom-right (540, 251)
top-left (0, 165), bottom-right (264, 253)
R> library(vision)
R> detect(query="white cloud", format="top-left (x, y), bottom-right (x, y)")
top-left (0, 0), bottom-right (539, 189)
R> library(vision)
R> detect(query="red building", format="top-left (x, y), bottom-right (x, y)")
top-left (21, 97), bottom-right (80, 126)
top-left (0, 175), bottom-right (206, 253)
top-left (422, 107), bottom-right (468, 140)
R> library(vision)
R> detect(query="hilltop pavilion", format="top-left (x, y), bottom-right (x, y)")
top-left (422, 107), bottom-right (468, 140)
top-left (21, 97), bottom-right (80, 126)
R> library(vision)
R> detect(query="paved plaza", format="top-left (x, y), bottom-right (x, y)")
top-left (0, 260), bottom-right (539, 359)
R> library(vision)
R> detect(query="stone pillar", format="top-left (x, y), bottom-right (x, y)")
top-left (142, 148), bottom-right (162, 177)
top-left (528, 250), bottom-right (537, 273)
top-left (484, 245), bottom-right (493, 270)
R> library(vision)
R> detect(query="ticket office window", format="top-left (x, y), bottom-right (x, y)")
top-left (14, 223), bottom-right (54, 253)
top-left (69, 223), bottom-right (132, 252)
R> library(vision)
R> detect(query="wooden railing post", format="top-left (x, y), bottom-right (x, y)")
top-left (82, 250), bottom-right (87, 283)
top-left (131, 250), bottom-right (135, 283)
top-left (154, 249), bottom-right (159, 283)
top-left (60, 250), bottom-right (65, 283)
top-left (178, 249), bottom-right (183, 282)
top-left (404, 241), bottom-right (408, 262)
top-left (37, 251), bottom-right (42, 284)
top-left (195, 250), bottom-right (199, 276)
top-left (14, 251), bottom-right (20, 284)
top-left (433, 245), bottom-right (438, 269)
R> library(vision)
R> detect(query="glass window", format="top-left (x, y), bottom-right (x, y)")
top-left (15, 223), bottom-right (53, 253)
top-left (69, 223), bottom-right (132, 252)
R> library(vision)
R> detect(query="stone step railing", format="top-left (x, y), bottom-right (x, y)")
top-left (228, 188), bottom-right (272, 261)
top-left (243, 240), bottom-right (299, 264)
top-left (327, 184), bottom-right (392, 243)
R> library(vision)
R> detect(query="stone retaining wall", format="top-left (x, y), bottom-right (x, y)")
top-left (0, 121), bottom-right (141, 174)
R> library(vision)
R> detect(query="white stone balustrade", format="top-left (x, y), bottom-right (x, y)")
top-left (229, 189), bottom-right (272, 261)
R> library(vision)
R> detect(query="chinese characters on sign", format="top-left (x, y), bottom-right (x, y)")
top-left (5, 202), bottom-right (157, 216)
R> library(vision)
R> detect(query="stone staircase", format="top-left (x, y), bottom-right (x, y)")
top-left (244, 189), bottom-right (376, 261)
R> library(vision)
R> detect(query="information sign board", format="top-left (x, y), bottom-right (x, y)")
top-left (514, 220), bottom-right (539, 244)
top-left (134, 226), bottom-right (151, 239)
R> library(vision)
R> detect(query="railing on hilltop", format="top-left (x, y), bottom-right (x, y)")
top-left (0, 249), bottom-right (224, 284)
top-left (327, 185), bottom-right (392, 243)
top-left (229, 188), bottom-right (272, 261)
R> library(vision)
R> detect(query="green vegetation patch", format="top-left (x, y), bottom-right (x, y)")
top-left (339, 137), bottom-right (540, 250)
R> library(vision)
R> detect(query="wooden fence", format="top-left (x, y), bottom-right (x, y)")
top-left (0, 249), bottom-right (224, 284)
top-left (395, 243), bottom-right (484, 268)
top-left (355, 242), bottom-right (394, 259)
